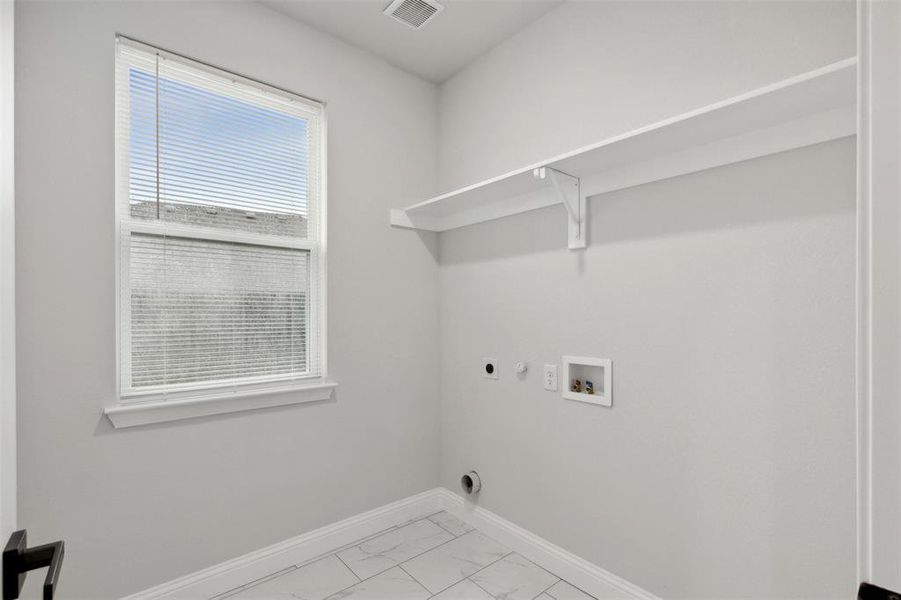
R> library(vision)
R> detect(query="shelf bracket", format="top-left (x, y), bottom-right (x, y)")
top-left (533, 167), bottom-right (586, 250)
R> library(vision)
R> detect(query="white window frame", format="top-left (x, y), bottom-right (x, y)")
top-left (106, 36), bottom-right (333, 428)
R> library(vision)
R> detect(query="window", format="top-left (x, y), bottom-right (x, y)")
top-left (115, 37), bottom-right (327, 407)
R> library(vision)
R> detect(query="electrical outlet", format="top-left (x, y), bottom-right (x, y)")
top-left (543, 364), bottom-right (558, 391)
top-left (482, 357), bottom-right (498, 379)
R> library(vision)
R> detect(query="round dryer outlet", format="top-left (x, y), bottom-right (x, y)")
top-left (482, 357), bottom-right (498, 379)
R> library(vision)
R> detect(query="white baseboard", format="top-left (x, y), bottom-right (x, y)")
top-left (125, 487), bottom-right (657, 600)
top-left (436, 488), bottom-right (659, 600)
top-left (124, 489), bottom-right (446, 599)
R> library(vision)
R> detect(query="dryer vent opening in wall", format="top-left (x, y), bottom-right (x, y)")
top-left (383, 0), bottom-right (444, 29)
top-left (461, 471), bottom-right (481, 495)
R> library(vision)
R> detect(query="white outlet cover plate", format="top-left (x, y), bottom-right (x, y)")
top-left (543, 364), bottom-right (558, 391)
top-left (482, 357), bottom-right (498, 379)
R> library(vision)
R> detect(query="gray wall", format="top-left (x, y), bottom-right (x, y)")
top-left (434, 2), bottom-right (857, 598)
top-left (15, 2), bottom-right (439, 597)
top-left (1, 0), bottom-right (16, 545)
top-left (438, 0), bottom-right (856, 189)
top-left (15, 1), bottom-right (862, 598)
top-left (867, 0), bottom-right (901, 590)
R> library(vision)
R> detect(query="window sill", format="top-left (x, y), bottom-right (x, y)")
top-left (103, 380), bottom-right (337, 429)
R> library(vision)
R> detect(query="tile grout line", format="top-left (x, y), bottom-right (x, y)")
top-left (222, 510), bottom-right (447, 598)
top-left (427, 513), bottom-right (474, 538)
top-left (395, 563), bottom-right (434, 597)
top-left (397, 561), bottom-right (431, 591)
top-left (212, 523), bottom-right (404, 599)
top-left (466, 551), bottom-right (562, 600)
top-left (336, 519), bottom-right (458, 580)
top-left (213, 512), bottom-right (595, 600)
top-left (334, 551), bottom-right (362, 583)
top-left (536, 577), bottom-right (563, 600)
top-left (543, 580), bottom-right (599, 600)
top-left (422, 549), bottom-right (516, 598)
top-left (531, 557), bottom-right (564, 598)
top-left (209, 565), bottom-right (299, 599)
top-left (304, 519), bottom-right (467, 599)
top-left (320, 522), bottom-right (401, 559)
top-left (343, 521), bottom-right (461, 578)
top-left (478, 550), bottom-right (564, 599)
top-left (315, 562), bottom-right (421, 600)
top-left (215, 515), bottom-right (435, 599)
top-left (469, 573), bottom-right (498, 598)
top-left (395, 532), bottom-right (506, 596)
top-left (297, 508), bottom-right (442, 574)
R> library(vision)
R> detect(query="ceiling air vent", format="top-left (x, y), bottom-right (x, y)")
top-left (383, 0), bottom-right (444, 30)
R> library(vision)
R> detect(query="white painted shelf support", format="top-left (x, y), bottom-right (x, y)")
top-left (389, 59), bottom-right (856, 249)
top-left (534, 167), bottom-right (586, 250)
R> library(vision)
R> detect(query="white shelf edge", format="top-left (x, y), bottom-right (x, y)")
top-left (104, 381), bottom-right (337, 428)
top-left (407, 57), bottom-right (857, 212)
top-left (578, 105), bottom-right (856, 203)
top-left (390, 57), bottom-right (857, 234)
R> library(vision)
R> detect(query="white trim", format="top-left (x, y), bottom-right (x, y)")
top-left (123, 489), bottom-right (446, 599)
top-left (116, 35), bottom-right (326, 112)
top-left (104, 380), bottom-right (337, 429)
top-left (312, 99), bottom-right (328, 381)
top-left (437, 489), bottom-right (660, 600)
top-left (114, 38), bottom-right (329, 405)
top-left (394, 107), bottom-right (855, 235)
top-left (390, 58), bottom-right (856, 235)
top-left (124, 488), bottom-right (656, 600)
top-left (0, 0), bottom-right (16, 542)
top-left (855, 0), bottom-right (872, 585)
top-left (857, 0), bottom-right (901, 589)
top-left (119, 371), bottom-right (324, 402)
top-left (124, 221), bottom-right (316, 251)
top-left (562, 355), bottom-right (613, 407)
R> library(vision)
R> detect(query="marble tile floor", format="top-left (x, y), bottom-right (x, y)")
top-left (213, 511), bottom-right (621, 600)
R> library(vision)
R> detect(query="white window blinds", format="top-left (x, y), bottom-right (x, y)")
top-left (116, 37), bottom-right (325, 400)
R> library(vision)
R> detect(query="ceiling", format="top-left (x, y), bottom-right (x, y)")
top-left (259, 0), bottom-right (563, 83)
